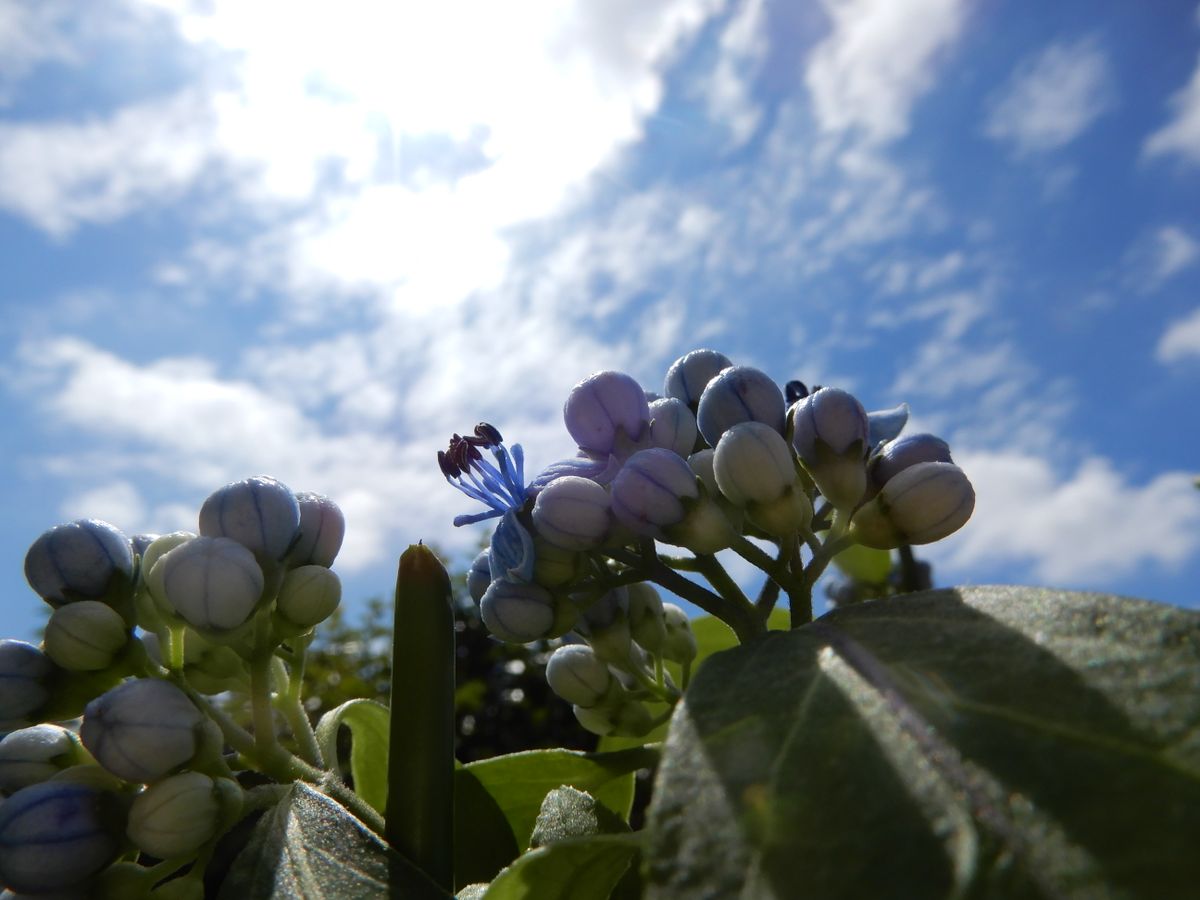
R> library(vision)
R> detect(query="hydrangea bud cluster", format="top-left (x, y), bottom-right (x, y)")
top-left (0, 475), bottom-right (349, 894)
top-left (442, 349), bottom-right (974, 736)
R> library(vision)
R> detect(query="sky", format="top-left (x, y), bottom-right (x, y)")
top-left (1, 0), bottom-right (1199, 642)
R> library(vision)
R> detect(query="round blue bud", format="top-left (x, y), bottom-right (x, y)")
top-left (467, 550), bottom-right (491, 606)
top-left (287, 492), bottom-right (345, 568)
top-left (0, 641), bottom-right (53, 723)
top-left (158, 536), bottom-right (265, 632)
top-left (531, 476), bottom-right (612, 551)
top-left (81, 679), bottom-right (205, 783)
top-left (199, 475), bottom-right (301, 563)
top-left (0, 725), bottom-right (79, 794)
top-left (24, 520), bottom-right (134, 609)
top-left (870, 433), bottom-right (953, 490)
top-left (611, 449), bottom-right (699, 538)
top-left (696, 365), bottom-right (786, 447)
top-left (790, 387), bottom-right (870, 510)
top-left (0, 781), bottom-right (123, 893)
top-left (529, 454), bottom-right (622, 495)
top-left (563, 371), bottom-right (650, 456)
top-left (479, 580), bottom-right (556, 643)
top-left (663, 349), bottom-right (733, 409)
top-left (647, 397), bottom-right (698, 458)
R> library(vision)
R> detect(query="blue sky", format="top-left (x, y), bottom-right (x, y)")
top-left (1, 0), bottom-right (1199, 642)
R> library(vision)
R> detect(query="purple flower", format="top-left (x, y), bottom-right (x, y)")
top-left (439, 423), bottom-right (531, 526)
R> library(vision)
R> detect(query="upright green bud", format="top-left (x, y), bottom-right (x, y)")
top-left (713, 422), bottom-right (813, 537)
top-left (531, 538), bottom-right (581, 589)
top-left (276, 565), bottom-right (341, 629)
top-left (126, 772), bottom-right (241, 860)
top-left (81, 679), bottom-right (206, 783)
top-left (572, 696), bottom-right (654, 738)
top-left (627, 583), bottom-right (667, 653)
top-left (43, 601), bottom-right (129, 672)
top-left (661, 604), bottom-right (697, 666)
top-left (790, 387), bottom-right (870, 511)
top-left (575, 588), bottom-right (632, 665)
top-left (0, 726), bottom-right (83, 795)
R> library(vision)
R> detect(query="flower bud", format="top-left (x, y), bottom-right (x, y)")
top-left (529, 454), bottom-right (622, 494)
top-left (661, 604), bottom-right (697, 666)
top-left (647, 397), bottom-right (698, 458)
top-left (143, 630), bottom-right (246, 696)
top-left (287, 492), bottom-right (345, 568)
top-left (627, 583), bottom-right (667, 653)
top-left (0, 781), bottom-right (124, 893)
top-left (467, 550), bottom-right (491, 605)
top-left (24, 519), bottom-right (135, 612)
top-left (0, 726), bottom-right (82, 794)
top-left (696, 365), bottom-right (786, 447)
top-left (790, 387), bottom-right (870, 510)
top-left (0, 641), bottom-right (53, 723)
top-left (663, 349), bottom-right (733, 410)
top-left (159, 536), bottom-right (265, 633)
top-left (43, 601), bottom-right (129, 672)
top-left (713, 422), bottom-right (812, 537)
top-left (531, 476), bottom-right (612, 551)
top-left (199, 475), bottom-right (301, 563)
top-left (545, 645), bottom-right (612, 708)
top-left (869, 433), bottom-right (953, 492)
top-left (127, 772), bottom-right (241, 859)
top-left (81, 679), bottom-right (205, 783)
top-left (531, 537), bottom-right (581, 589)
top-left (479, 580), bottom-right (556, 643)
top-left (575, 588), bottom-right (632, 665)
top-left (611, 449), bottom-right (698, 539)
top-left (850, 462), bottom-right (975, 549)
top-left (276, 565), bottom-right (341, 628)
top-left (572, 697), bottom-right (654, 738)
top-left (563, 371), bottom-right (650, 456)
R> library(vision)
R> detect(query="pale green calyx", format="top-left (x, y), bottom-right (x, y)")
top-left (43, 601), bottom-right (129, 672)
top-left (126, 771), bottom-right (241, 859)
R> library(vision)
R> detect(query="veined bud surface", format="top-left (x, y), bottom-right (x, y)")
top-left (287, 492), bottom-right (345, 568)
top-left (563, 371), bottom-right (650, 456)
top-left (81, 679), bottom-right (205, 783)
top-left (0, 641), bottom-right (53, 722)
top-left (488, 510), bottom-right (535, 584)
top-left (467, 550), bottom-right (491, 605)
top-left (127, 771), bottom-right (240, 860)
top-left (647, 397), bottom-right (698, 458)
top-left (790, 387), bottom-right (870, 511)
top-left (850, 462), bottom-right (975, 549)
top-left (0, 725), bottom-right (81, 794)
top-left (199, 475), bottom-right (300, 563)
top-left (663, 349), bottom-right (732, 410)
top-left (573, 697), bottom-right (654, 738)
top-left (23, 520), bottom-right (134, 610)
top-left (714, 422), bottom-right (812, 536)
top-left (159, 536), bottom-right (265, 632)
top-left (529, 455), bottom-right (622, 494)
top-left (0, 781), bottom-right (124, 894)
top-left (661, 603), bottom-right (698, 665)
top-left (276, 565), bottom-right (341, 628)
top-left (480, 580), bottom-right (556, 643)
top-left (546, 645), bottom-right (612, 708)
top-left (696, 365), bottom-right (786, 447)
top-left (611, 448), bottom-right (699, 539)
top-left (531, 476), bottom-right (612, 551)
top-left (627, 583), bottom-right (667, 653)
top-left (43, 601), bottom-right (128, 672)
top-left (575, 588), bottom-right (632, 665)
top-left (869, 433), bottom-right (953, 492)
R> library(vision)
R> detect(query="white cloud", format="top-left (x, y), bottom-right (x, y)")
top-left (984, 37), bottom-right (1113, 155)
top-left (1148, 225), bottom-right (1199, 286)
top-left (1156, 307), bottom-right (1200, 363)
top-left (806, 0), bottom-right (967, 145)
top-left (0, 0), bottom-right (75, 104)
top-left (702, 0), bottom-right (769, 148)
top-left (1144, 47), bottom-right (1200, 165)
top-left (940, 452), bottom-right (1200, 585)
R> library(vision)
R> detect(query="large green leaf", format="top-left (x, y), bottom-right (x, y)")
top-left (463, 747), bottom-right (657, 850)
top-left (645, 586), bottom-right (1200, 899)
top-left (315, 698), bottom-right (390, 814)
top-left (218, 782), bottom-right (449, 899)
top-left (482, 833), bottom-right (642, 900)
top-left (454, 763), bottom-right (522, 888)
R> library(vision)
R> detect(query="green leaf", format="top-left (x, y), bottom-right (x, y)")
top-left (530, 786), bottom-right (630, 848)
top-left (218, 782), bottom-right (449, 899)
top-left (463, 747), bottom-right (657, 850)
top-left (482, 833), bottom-right (642, 900)
top-left (599, 609), bottom-right (790, 752)
top-left (454, 763), bottom-right (522, 888)
top-left (645, 587), bottom-right (1200, 899)
top-left (831, 541), bottom-right (892, 583)
top-left (315, 698), bottom-right (390, 813)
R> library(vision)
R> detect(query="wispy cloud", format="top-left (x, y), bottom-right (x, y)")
top-left (701, 0), bottom-right (769, 149)
top-left (984, 37), bottom-right (1114, 156)
top-left (1124, 224), bottom-right (1200, 293)
top-left (1143, 36), bottom-right (1200, 166)
top-left (1156, 306), bottom-right (1200, 363)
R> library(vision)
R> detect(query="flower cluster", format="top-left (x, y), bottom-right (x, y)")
top-left (0, 477), bottom-right (349, 896)
top-left (443, 349), bottom-right (974, 737)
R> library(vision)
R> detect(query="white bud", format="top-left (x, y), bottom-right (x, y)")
top-left (480, 580), bottom-right (556, 643)
top-left (531, 476), bottom-right (612, 551)
top-left (850, 462), bottom-right (975, 549)
top-left (661, 604), bottom-right (697, 665)
top-left (276, 565), bottom-right (341, 628)
top-left (288, 492), bottom-right (345, 568)
top-left (546, 645), bottom-right (612, 708)
top-left (159, 536), bottom-right (264, 632)
top-left (627, 583), bottom-right (667, 653)
top-left (199, 475), bottom-right (300, 563)
top-left (647, 397), bottom-right (699, 457)
top-left (714, 422), bottom-right (812, 537)
top-left (0, 726), bottom-right (80, 794)
top-left (81, 679), bottom-right (205, 783)
top-left (696, 365), bottom-right (785, 446)
top-left (127, 772), bottom-right (240, 859)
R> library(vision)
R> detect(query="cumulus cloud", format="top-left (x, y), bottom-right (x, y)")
top-left (940, 452), bottom-right (1200, 585)
top-left (1155, 307), bottom-right (1200, 363)
top-left (806, 0), bottom-right (967, 145)
top-left (984, 37), bottom-right (1114, 155)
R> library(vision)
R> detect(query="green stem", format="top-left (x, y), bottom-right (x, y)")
top-left (691, 554), bottom-right (753, 611)
top-left (271, 657), bottom-right (324, 768)
top-left (791, 512), bottom-right (855, 628)
top-left (386, 545), bottom-right (455, 893)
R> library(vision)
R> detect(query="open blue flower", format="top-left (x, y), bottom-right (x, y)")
top-left (439, 423), bottom-right (531, 527)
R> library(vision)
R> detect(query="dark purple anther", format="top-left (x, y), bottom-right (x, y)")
top-left (474, 423), bottom-right (503, 446)
top-left (437, 450), bottom-right (460, 479)
top-left (785, 380), bottom-right (808, 403)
